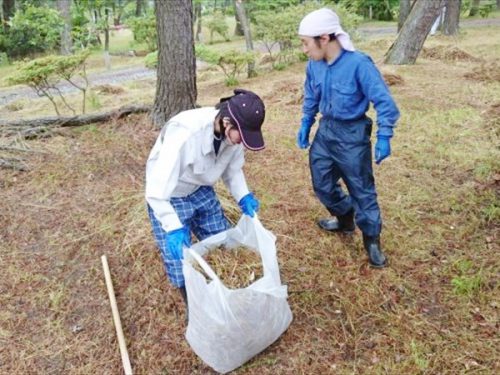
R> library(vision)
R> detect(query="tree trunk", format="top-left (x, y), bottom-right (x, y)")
top-left (497, 0), bottom-right (500, 11)
top-left (234, 0), bottom-right (255, 78)
top-left (442, 0), bottom-right (461, 36)
top-left (2, 0), bottom-right (15, 31)
top-left (384, 0), bottom-right (445, 65)
top-left (469, 0), bottom-right (480, 16)
top-left (135, 0), bottom-right (143, 16)
top-left (57, 0), bottom-right (72, 55)
top-left (398, 0), bottom-right (413, 32)
top-left (233, 2), bottom-right (244, 36)
top-left (194, 2), bottom-right (202, 42)
top-left (152, 0), bottom-right (197, 127)
top-left (104, 8), bottom-right (111, 70)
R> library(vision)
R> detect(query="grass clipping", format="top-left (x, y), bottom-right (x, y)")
top-left (194, 246), bottom-right (263, 289)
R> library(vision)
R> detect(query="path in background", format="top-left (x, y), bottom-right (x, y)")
top-left (358, 17), bottom-right (500, 37)
top-left (1, 17), bottom-right (499, 107)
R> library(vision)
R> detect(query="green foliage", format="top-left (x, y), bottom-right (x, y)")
top-left (216, 50), bottom-right (255, 87)
top-left (2, 5), bottom-right (64, 58)
top-left (297, 51), bottom-right (308, 62)
top-left (195, 44), bottom-right (220, 65)
top-left (451, 275), bottom-right (483, 296)
top-left (478, 3), bottom-right (495, 18)
top-left (206, 10), bottom-right (230, 43)
top-left (482, 201), bottom-right (499, 223)
top-left (127, 13), bottom-right (157, 52)
top-left (87, 90), bottom-right (102, 110)
top-left (144, 50), bottom-right (157, 69)
top-left (0, 52), bottom-right (9, 66)
top-left (462, 0), bottom-right (496, 17)
top-left (7, 51), bottom-right (91, 115)
top-left (194, 46), bottom-right (255, 86)
top-left (224, 76), bottom-right (239, 87)
top-left (254, 2), bottom-right (361, 62)
top-left (272, 49), bottom-right (300, 70)
top-left (410, 341), bottom-right (429, 371)
top-left (451, 259), bottom-right (483, 297)
top-left (71, 2), bottom-right (100, 49)
top-left (338, 0), bottom-right (399, 21)
top-left (272, 62), bottom-right (287, 71)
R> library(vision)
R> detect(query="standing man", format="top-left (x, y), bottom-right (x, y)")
top-left (145, 89), bottom-right (266, 316)
top-left (297, 8), bottom-right (400, 268)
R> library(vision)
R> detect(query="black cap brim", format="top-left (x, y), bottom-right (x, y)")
top-left (239, 127), bottom-right (265, 151)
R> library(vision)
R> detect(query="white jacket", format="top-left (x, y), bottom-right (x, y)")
top-left (145, 107), bottom-right (249, 232)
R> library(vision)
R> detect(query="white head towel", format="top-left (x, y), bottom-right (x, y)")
top-left (298, 8), bottom-right (355, 52)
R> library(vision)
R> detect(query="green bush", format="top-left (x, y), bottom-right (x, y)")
top-left (478, 4), bottom-right (495, 18)
top-left (128, 13), bottom-right (157, 52)
top-left (206, 10), bottom-right (230, 43)
top-left (144, 51), bottom-right (158, 69)
top-left (0, 52), bottom-right (9, 66)
top-left (71, 3), bottom-right (100, 49)
top-left (254, 2), bottom-right (361, 61)
top-left (7, 51), bottom-right (91, 115)
top-left (3, 5), bottom-right (64, 58)
top-left (195, 44), bottom-right (220, 65)
top-left (338, 0), bottom-right (398, 21)
top-left (217, 50), bottom-right (255, 86)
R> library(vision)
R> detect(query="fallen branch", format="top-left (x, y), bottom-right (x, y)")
top-left (0, 104), bottom-right (151, 134)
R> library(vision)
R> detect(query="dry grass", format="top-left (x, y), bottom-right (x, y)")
top-left (1, 26), bottom-right (499, 374)
top-left (421, 45), bottom-right (480, 62)
top-left (192, 246), bottom-right (263, 289)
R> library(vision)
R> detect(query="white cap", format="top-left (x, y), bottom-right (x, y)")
top-left (298, 8), bottom-right (355, 52)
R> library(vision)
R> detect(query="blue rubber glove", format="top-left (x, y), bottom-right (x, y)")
top-left (167, 226), bottom-right (190, 260)
top-left (375, 136), bottom-right (391, 165)
top-left (297, 123), bottom-right (312, 149)
top-left (238, 193), bottom-right (260, 217)
top-left (297, 117), bottom-right (316, 149)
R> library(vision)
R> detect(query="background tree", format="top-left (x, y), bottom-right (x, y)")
top-left (398, 0), bottom-right (413, 32)
top-left (442, 0), bottom-right (461, 36)
top-left (3, 5), bottom-right (64, 58)
top-left (151, 0), bottom-right (197, 127)
top-left (385, 0), bottom-right (445, 65)
top-left (57, 0), bottom-right (72, 55)
top-left (469, 0), bottom-right (480, 16)
top-left (135, 0), bottom-right (143, 16)
top-left (339, 0), bottom-right (398, 21)
top-left (233, 2), bottom-right (244, 37)
top-left (194, 0), bottom-right (202, 42)
top-left (2, 0), bottom-right (15, 32)
top-left (234, 0), bottom-right (255, 78)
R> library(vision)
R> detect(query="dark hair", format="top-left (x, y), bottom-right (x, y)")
top-left (214, 100), bottom-right (232, 136)
top-left (313, 33), bottom-right (336, 47)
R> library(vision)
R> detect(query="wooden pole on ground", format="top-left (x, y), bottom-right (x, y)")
top-left (101, 255), bottom-right (133, 375)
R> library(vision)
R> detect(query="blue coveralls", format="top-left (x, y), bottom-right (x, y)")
top-left (302, 50), bottom-right (400, 237)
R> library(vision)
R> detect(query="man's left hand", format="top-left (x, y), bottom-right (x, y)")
top-left (375, 136), bottom-right (391, 165)
top-left (238, 193), bottom-right (260, 217)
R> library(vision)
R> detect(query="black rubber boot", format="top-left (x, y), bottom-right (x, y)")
top-left (317, 208), bottom-right (355, 234)
top-left (179, 286), bottom-right (189, 323)
top-left (362, 234), bottom-right (387, 268)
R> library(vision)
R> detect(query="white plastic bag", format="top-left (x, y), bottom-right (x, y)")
top-left (182, 215), bottom-right (293, 374)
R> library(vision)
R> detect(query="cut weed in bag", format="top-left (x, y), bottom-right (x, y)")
top-left (192, 245), bottom-right (263, 289)
top-left (183, 215), bottom-right (293, 374)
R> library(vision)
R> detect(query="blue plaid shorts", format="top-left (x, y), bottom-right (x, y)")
top-left (147, 186), bottom-right (230, 288)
